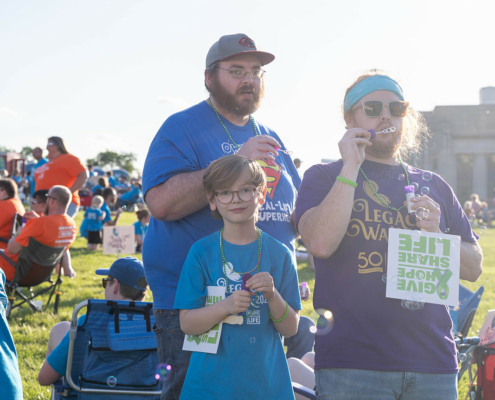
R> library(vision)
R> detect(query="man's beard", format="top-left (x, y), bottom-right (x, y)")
top-left (365, 131), bottom-right (401, 159)
top-left (209, 78), bottom-right (264, 117)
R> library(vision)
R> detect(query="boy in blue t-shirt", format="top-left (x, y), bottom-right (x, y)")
top-left (134, 208), bottom-right (150, 253)
top-left (174, 155), bottom-right (301, 400)
top-left (83, 195), bottom-right (106, 250)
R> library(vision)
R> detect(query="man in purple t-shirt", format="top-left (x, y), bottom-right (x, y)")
top-left (295, 73), bottom-right (483, 400)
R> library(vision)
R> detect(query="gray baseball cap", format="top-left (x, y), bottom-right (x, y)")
top-left (206, 33), bottom-right (275, 68)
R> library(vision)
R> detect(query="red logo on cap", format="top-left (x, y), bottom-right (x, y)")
top-left (238, 37), bottom-right (255, 48)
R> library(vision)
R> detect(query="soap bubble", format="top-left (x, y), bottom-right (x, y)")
top-left (309, 326), bottom-right (317, 334)
top-left (410, 230), bottom-right (421, 241)
top-left (398, 174), bottom-right (405, 181)
top-left (382, 274), bottom-right (398, 284)
top-left (458, 353), bottom-right (468, 363)
top-left (445, 228), bottom-right (450, 233)
top-left (107, 376), bottom-right (117, 387)
top-left (412, 182), bottom-right (419, 192)
top-left (155, 364), bottom-right (172, 381)
top-left (382, 274), bottom-right (388, 283)
top-left (422, 171), bottom-right (433, 181)
top-left (480, 226), bottom-right (487, 234)
top-left (250, 337), bottom-right (256, 344)
top-left (396, 136), bottom-right (402, 145)
top-left (416, 207), bottom-right (429, 221)
top-left (314, 308), bottom-right (334, 336)
top-left (420, 187), bottom-right (429, 195)
top-left (409, 149), bottom-right (418, 157)
top-left (401, 295), bottom-right (425, 311)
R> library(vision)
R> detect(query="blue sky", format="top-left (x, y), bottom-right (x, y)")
top-left (1, 0), bottom-right (494, 173)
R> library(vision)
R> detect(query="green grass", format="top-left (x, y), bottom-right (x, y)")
top-left (8, 213), bottom-right (494, 399)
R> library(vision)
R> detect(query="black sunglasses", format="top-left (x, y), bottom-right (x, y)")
top-left (356, 101), bottom-right (409, 118)
top-left (102, 278), bottom-right (113, 288)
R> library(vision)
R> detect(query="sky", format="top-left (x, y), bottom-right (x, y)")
top-left (1, 0), bottom-right (494, 174)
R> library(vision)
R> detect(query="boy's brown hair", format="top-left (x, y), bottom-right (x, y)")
top-left (203, 155), bottom-right (267, 221)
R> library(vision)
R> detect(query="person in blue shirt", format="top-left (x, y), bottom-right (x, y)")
top-left (101, 187), bottom-right (122, 226)
top-left (91, 176), bottom-right (108, 196)
top-left (134, 208), bottom-right (150, 252)
top-left (175, 155), bottom-right (301, 400)
top-left (0, 270), bottom-right (23, 400)
top-left (37, 257), bottom-right (149, 386)
top-left (30, 147), bottom-right (49, 197)
top-left (106, 171), bottom-right (117, 187)
top-left (117, 179), bottom-right (142, 208)
top-left (83, 195), bottom-right (106, 250)
top-left (143, 33), bottom-right (302, 399)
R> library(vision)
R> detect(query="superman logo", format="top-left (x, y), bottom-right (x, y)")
top-left (257, 159), bottom-right (281, 199)
top-left (238, 37), bottom-right (255, 48)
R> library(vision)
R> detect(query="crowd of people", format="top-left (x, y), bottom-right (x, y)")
top-left (0, 32), bottom-right (487, 400)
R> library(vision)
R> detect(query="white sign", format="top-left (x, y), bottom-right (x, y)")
top-left (182, 286), bottom-right (225, 354)
top-left (479, 310), bottom-right (495, 346)
top-left (386, 228), bottom-right (460, 306)
top-left (103, 226), bottom-right (135, 256)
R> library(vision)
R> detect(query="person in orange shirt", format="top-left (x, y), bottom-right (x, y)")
top-left (0, 178), bottom-right (25, 250)
top-left (34, 137), bottom-right (88, 218)
top-left (0, 186), bottom-right (77, 282)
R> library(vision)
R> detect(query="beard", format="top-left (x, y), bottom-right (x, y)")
top-left (209, 78), bottom-right (264, 116)
top-left (365, 130), bottom-right (401, 159)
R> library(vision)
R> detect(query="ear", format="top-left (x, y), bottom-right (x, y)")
top-left (209, 199), bottom-right (217, 212)
top-left (112, 279), bottom-right (120, 296)
top-left (205, 69), bottom-right (213, 90)
top-left (344, 114), bottom-right (356, 129)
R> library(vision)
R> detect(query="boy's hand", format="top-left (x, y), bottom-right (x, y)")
top-left (226, 290), bottom-right (253, 315)
top-left (246, 272), bottom-right (275, 301)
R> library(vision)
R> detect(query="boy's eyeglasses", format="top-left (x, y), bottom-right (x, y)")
top-left (354, 101), bottom-right (409, 118)
top-left (102, 278), bottom-right (113, 288)
top-left (215, 188), bottom-right (257, 204)
top-left (217, 67), bottom-right (265, 79)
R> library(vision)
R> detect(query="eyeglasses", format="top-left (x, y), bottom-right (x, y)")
top-left (31, 199), bottom-right (38, 204)
top-left (354, 101), bottom-right (409, 118)
top-left (215, 188), bottom-right (258, 204)
top-left (102, 278), bottom-right (113, 288)
top-left (217, 67), bottom-right (265, 80)
top-left (47, 142), bottom-right (54, 146)
top-left (46, 195), bottom-right (58, 202)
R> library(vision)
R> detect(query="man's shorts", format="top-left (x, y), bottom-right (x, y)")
top-left (87, 230), bottom-right (102, 245)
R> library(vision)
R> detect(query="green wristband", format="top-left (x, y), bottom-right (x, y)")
top-left (336, 175), bottom-right (357, 188)
top-left (270, 301), bottom-right (289, 323)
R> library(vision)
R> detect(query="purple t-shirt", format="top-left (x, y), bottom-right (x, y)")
top-left (295, 159), bottom-right (478, 374)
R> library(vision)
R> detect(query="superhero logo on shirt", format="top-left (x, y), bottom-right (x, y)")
top-left (257, 159), bottom-right (282, 199)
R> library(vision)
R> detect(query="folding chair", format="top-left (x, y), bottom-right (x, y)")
top-left (457, 284), bottom-right (484, 337)
top-left (59, 299), bottom-right (161, 399)
top-left (0, 237), bottom-right (66, 319)
top-left (293, 382), bottom-right (317, 399)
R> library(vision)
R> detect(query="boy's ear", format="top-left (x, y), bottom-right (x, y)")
top-left (209, 199), bottom-right (217, 212)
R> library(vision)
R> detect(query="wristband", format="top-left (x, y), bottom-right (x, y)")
top-left (336, 175), bottom-right (357, 188)
top-left (270, 301), bottom-right (289, 322)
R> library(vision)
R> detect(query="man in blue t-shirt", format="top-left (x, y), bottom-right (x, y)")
top-left (143, 34), bottom-right (302, 399)
top-left (30, 147), bottom-right (49, 197)
top-left (37, 257), bottom-right (148, 386)
top-left (0, 270), bottom-right (23, 400)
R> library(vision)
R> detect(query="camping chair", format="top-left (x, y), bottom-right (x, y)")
top-left (55, 299), bottom-right (161, 399)
top-left (293, 382), bottom-right (317, 399)
top-left (0, 237), bottom-right (66, 319)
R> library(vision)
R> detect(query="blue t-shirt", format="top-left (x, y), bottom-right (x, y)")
top-left (143, 101), bottom-right (301, 309)
top-left (174, 230), bottom-right (301, 400)
top-left (0, 271), bottom-right (23, 400)
top-left (295, 159), bottom-right (479, 374)
top-left (120, 186), bottom-right (142, 202)
top-left (31, 158), bottom-right (49, 196)
top-left (47, 315), bottom-right (86, 376)
top-left (84, 208), bottom-right (104, 232)
top-left (134, 221), bottom-right (148, 238)
top-left (108, 176), bottom-right (117, 187)
top-left (92, 184), bottom-right (104, 194)
top-left (101, 202), bottom-right (112, 224)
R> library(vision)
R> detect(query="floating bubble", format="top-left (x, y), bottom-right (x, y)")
top-left (458, 353), bottom-right (468, 363)
top-left (309, 326), bottom-right (317, 334)
top-left (107, 376), bottom-right (117, 387)
top-left (445, 228), bottom-right (450, 233)
top-left (480, 226), bottom-right (487, 234)
top-left (396, 135), bottom-right (402, 145)
top-left (416, 207), bottom-right (430, 221)
top-left (314, 308), bottom-right (334, 336)
top-left (409, 148), bottom-right (418, 156)
top-left (401, 295), bottom-right (425, 311)
top-left (410, 230), bottom-right (421, 241)
top-left (398, 174), bottom-right (405, 181)
top-left (422, 171), bottom-right (433, 181)
top-left (420, 187), bottom-right (430, 195)
top-left (155, 364), bottom-right (172, 382)
top-left (250, 337), bottom-right (256, 344)
top-left (390, 275), bottom-right (398, 285)
top-left (412, 182), bottom-right (419, 192)
top-left (382, 274), bottom-right (388, 283)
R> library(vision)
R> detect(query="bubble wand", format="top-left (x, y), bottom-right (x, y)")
top-left (368, 127), bottom-right (396, 140)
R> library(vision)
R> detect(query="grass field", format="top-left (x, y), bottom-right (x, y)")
top-left (7, 212), bottom-right (493, 399)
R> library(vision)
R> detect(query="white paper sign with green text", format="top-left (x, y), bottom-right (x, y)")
top-left (182, 286), bottom-right (225, 354)
top-left (386, 228), bottom-right (460, 306)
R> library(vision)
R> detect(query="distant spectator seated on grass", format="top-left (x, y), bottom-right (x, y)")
top-left (37, 257), bottom-right (148, 386)
top-left (117, 179), bottom-right (142, 208)
top-left (463, 201), bottom-right (475, 219)
top-left (102, 188), bottom-right (122, 227)
top-left (115, 175), bottom-right (129, 194)
top-left (106, 171), bottom-right (117, 187)
top-left (0, 186), bottom-right (77, 282)
top-left (470, 193), bottom-right (482, 215)
top-left (134, 209), bottom-right (150, 253)
top-left (83, 195), bottom-right (106, 251)
top-left (85, 164), bottom-right (98, 188)
top-left (91, 176), bottom-right (108, 197)
top-left (0, 270), bottom-right (23, 400)
top-left (0, 179), bottom-right (25, 250)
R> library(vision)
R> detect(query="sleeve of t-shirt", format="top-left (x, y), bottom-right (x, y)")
top-left (65, 155), bottom-right (87, 177)
top-left (46, 315), bottom-right (86, 376)
top-left (295, 164), bottom-right (339, 230)
top-left (15, 218), bottom-right (43, 247)
top-left (102, 204), bottom-right (112, 223)
top-left (276, 244), bottom-right (302, 312)
top-left (134, 222), bottom-right (140, 235)
top-left (173, 243), bottom-right (208, 310)
top-left (142, 117), bottom-right (199, 196)
top-left (84, 210), bottom-right (89, 218)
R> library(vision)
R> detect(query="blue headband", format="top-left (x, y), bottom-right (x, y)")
top-left (344, 75), bottom-right (405, 112)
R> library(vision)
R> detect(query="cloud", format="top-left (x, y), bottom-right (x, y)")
top-left (0, 107), bottom-right (24, 118)
top-left (157, 96), bottom-right (190, 111)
